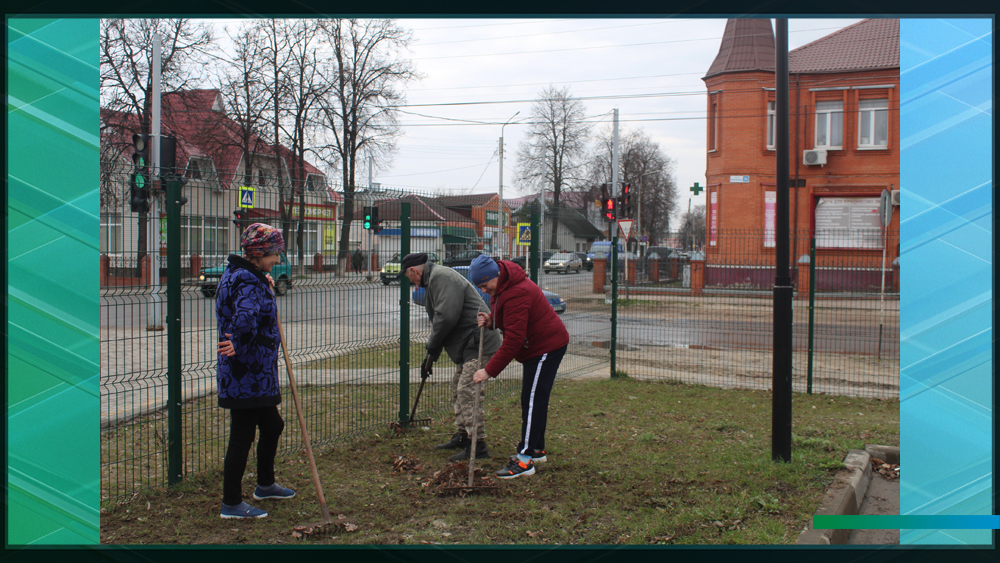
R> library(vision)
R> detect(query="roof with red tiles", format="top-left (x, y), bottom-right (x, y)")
top-left (705, 18), bottom-right (899, 79)
top-left (704, 19), bottom-right (776, 79)
top-left (788, 19), bottom-right (899, 73)
top-left (102, 89), bottom-right (325, 191)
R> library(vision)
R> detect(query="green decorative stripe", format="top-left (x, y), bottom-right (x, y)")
top-left (7, 18), bottom-right (100, 545)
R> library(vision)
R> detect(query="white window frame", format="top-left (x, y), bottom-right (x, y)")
top-left (766, 100), bottom-right (776, 150)
top-left (858, 98), bottom-right (889, 149)
top-left (100, 213), bottom-right (123, 254)
top-left (814, 100), bottom-right (843, 149)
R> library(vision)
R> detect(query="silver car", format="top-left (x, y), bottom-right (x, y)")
top-left (543, 252), bottom-right (583, 274)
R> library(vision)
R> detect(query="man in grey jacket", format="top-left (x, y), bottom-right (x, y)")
top-left (401, 252), bottom-right (501, 461)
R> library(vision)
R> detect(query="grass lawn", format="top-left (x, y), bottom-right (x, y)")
top-left (100, 377), bottom-right (898, 545)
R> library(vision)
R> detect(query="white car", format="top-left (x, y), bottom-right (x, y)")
top-left (543, 252), bottom-right (583, 274)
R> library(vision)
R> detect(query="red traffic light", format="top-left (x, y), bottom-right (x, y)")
top-left (604, 198), bottom-right (616, 221)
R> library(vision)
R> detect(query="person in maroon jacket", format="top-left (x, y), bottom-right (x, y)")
top-left (470, 254), bottom-right (569, 479)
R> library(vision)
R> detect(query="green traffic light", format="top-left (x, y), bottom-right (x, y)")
top-left (134, 173), bottom-right (145, 189)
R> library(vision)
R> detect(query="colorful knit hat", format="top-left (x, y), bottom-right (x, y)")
top-left (240, 223), bottom-right (285, 258)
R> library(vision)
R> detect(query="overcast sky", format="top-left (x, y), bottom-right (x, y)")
top-left (212, 17), bottom-right (863, 222)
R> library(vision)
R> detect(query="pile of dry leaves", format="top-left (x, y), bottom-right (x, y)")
top-left (871, 457), bottom-right (899, 480)
top-left (291, 516), bottom-right (358, 539)
top-left (420, 461), bottom-right (499, 496)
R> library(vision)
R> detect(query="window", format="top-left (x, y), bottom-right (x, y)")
top-left (100, 213), bottom-right (122, 254)
top-left (814, 100), bottom-right (843, 148)
top-left (188, 160), bottom-right (202, 180)
top-left (708, 100), bottom-right (718, 151)
top-left (766, 100), bottom-right (776, 149)
top-left (858, 99), bottom-right (888, 148)
top-left (257, 168), bottom-right (265, 186)
top-left (179, 216), bottom-right (230, 257)
top-left (287, 221), bottom-right (319, 255)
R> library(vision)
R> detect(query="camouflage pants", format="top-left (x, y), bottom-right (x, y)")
top-left (451, 353), bottom-right (492, 439)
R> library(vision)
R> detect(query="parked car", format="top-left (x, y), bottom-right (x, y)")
top-left (380, 252), bottom-right (441, 285)
top-left (412, 265), bottom-right (566, 314)
top-left (573, 252), bottom-right (594, 271)
top-left (543, 252), bottom-right (583, 274)
top-left (198, 252), bottom-right (292, 298)
top-left (443, 249), bottom-right (489, 267)
top-left (509, 251), bottom-right (555, 271)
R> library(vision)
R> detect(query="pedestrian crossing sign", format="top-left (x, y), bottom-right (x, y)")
top-left (517, 223), bottom-right (531, 246)
top-left (238, 186), bottom-right (255, 208)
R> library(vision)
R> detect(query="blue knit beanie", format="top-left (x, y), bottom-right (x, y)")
top-left (469, 254), bottom-right (499, 285)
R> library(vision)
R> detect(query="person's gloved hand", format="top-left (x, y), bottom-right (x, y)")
top-left (420, 353), bottom-right (433, 380)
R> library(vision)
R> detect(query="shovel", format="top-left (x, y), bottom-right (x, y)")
top-left (442, 326), bottom-right (498, 494)
top-left (272, 291), bottom-right (352, 530)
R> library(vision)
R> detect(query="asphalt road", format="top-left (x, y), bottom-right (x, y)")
top-left (101, 270), bottom-right (897, 359)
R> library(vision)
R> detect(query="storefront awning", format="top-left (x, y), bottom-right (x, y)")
top-left (441, 226), bottom-right (478, 244)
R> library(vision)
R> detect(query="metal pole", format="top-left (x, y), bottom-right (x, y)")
top-left (148, 33), bottom-right (164, 331)
top-left (499, 111), bottom-right (519, 260)
top-left (398, 202), bottom-right (411, 424)
top-left (807, 238), bottom-right (816, 394)
top-left (610, 108), bottom-right (620, 377)
top-left (530, 211), bottom-right (539, 284)
top-left (166, 179), bottom-right (182, 484)
top-left (771, 19), bottom-right (793, 463)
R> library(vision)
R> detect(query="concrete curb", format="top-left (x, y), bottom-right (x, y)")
top-left (795, 444), bottom-right (900, 544)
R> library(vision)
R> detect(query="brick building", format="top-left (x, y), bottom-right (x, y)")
top-left (702, 19), bottom-right (900, 291)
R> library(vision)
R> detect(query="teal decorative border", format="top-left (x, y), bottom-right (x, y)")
top-left (899, 18), bottom-right (994, 545)
top-left (3, 14), bottom-right (995, 554)
top-left (7, 18), bottom-right (101, 545)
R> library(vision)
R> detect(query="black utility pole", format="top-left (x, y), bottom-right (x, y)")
top-left (772, 19), bottom-right (793, 462)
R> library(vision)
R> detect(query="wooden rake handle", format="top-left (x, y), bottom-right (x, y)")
top-left (468, 326), bottom-right (486, 487)
top-left (273, 289), bottom-right (332, 523)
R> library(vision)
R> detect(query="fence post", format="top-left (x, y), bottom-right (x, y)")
top-left (806, 239), bottom-right (816, 395)
top-left (796, 254), bottom-right (810, 300)
top-left (399, 203), bottom-right (411, 424)
top-left (592, 259), bottom-right (606, 293)
top-left (101, 254), bottom-right (109, 287)
top-left (166, 179), bottom-right (183, 485)
top-left (690, 253), bottom-right (705, 295)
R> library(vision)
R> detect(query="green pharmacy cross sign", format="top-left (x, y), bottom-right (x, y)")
top-left (690, 182), bottom-right (703, 195)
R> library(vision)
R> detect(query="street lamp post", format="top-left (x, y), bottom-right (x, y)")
top-left (499, 111), bottom-right (519, 260)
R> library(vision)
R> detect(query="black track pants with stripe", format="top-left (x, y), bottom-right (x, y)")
top-left (516, 344), bottom-right (567, 457)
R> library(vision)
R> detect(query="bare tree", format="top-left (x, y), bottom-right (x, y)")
top-left (100, 18), bottom-right (214, 260)
top-left (515, 85), bottom-right (590, 249)
top-left (278, 19), bottom-right (332, 270)
top-left (586, 126), bottom-right (677, 245)
top-left (317, 19), bottom-right (419, 273)
top-left (678, 204), bottom-right (706, 251)
top-left (212, 22), bottom-right (276, 186)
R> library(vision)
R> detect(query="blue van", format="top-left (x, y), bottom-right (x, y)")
top-left (587, 241), bottom-right (624, 261)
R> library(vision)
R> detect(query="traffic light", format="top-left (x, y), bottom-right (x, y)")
top-left (233, 209), bottom-right (246, 229)
top-left (604, 198), bottom-right (616, 221)
top-left (619, 183), bottom-right (632, 218)
top-left (370, 207), bottom-right (382, 233)
top-left (158, 135), bottom-right (177, 181)
top-left (363, 206), bottom-right (373, 229)
top-left (130, 133), bottom-right (150, 213)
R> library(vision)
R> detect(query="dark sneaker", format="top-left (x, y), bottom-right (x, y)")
top-left (530, 450), bottom-right (547, 463)
top-left (220, 501), bottom-right (267, 519)
top-left (253, 483), bottom-right (296, 500)
top-left (450, 440), bottom-right (489, 462)
top-left (436, 430), bottom-right (470, 450)
top-left (495, 456), bottom-right (535, 479)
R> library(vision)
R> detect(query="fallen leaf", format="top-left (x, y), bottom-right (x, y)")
top-left (344, 523), bottom-right (359, 532)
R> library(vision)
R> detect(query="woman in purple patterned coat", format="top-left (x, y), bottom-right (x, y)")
top-left (215, 223), bottom-right (296, 519)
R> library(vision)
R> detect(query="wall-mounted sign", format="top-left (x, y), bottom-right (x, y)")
top-left (729, 175), bottom-right (750, 183)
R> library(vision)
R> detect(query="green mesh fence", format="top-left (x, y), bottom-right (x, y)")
top-left (100, 170), bottom-right (898, 502)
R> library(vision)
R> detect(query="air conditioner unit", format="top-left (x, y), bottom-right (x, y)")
top-left (891, 189), bottom-right (900, 206)
top-left (803, 149), bottom-right (827, 166)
